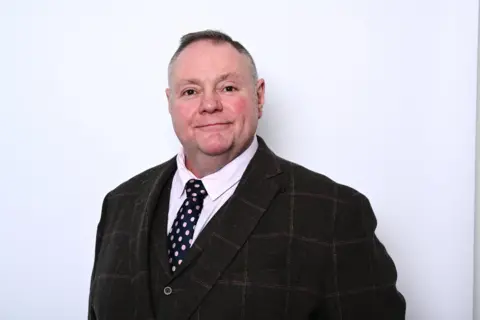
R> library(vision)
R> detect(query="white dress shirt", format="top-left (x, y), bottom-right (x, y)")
top-left (167, 136), bottom-right (259, 244)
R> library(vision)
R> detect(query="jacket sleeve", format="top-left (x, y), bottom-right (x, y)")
top-left (316, 189), bottom-right (406, 319)
top-left (88, 193), bottom-right (109, 320)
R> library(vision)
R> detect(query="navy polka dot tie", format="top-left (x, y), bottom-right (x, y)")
top-left (167, 179), bottom-right (208, 273)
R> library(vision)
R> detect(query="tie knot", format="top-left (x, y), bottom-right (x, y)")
top-left (185, 179), bottom-right (208, 200)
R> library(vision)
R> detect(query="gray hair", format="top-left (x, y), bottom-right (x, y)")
top-left (168, 29), bottom-right (259, 85)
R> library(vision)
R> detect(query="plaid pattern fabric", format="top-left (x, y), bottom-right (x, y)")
top-left (88, 136), bottom-right (406, 320)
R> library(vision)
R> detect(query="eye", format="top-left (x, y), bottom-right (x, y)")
top-left (223, 86), bottom-right (237, 92)
top-left (182, 89), bottom-right (196, 96)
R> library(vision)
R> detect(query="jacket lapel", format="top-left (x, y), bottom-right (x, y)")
top-left (129, 157), bottom-right (177, 318)
top-left (170, 136), bottom-right (284, 319)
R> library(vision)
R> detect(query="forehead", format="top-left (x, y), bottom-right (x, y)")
top-left (171, 40), bottom-right (251, 82)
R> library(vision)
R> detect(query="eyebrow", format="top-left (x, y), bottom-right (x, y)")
top-left (175, 72), bottom-right (242, 89)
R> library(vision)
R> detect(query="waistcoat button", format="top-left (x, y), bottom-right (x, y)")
top-left (164, 286), bottom-right (173, 295)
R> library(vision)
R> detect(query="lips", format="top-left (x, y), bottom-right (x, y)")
top-left (196, 122), bottom-right (231, 128)
top-left (195, 122), bottom-right (231, 132)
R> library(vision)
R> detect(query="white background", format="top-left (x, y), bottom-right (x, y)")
top-left (1, 1), bottom-right (478, 319)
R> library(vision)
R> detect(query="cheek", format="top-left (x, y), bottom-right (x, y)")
top-left (171, 102), bottom-right (196, 126)
top-left (226, 96), bottom-right (255, 118)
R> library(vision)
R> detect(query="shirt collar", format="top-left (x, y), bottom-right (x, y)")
top-left (175, 136), bottom-right (259, 201)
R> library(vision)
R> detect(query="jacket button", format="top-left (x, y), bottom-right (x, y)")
top-left (164, 286), bottom-right (173, 295)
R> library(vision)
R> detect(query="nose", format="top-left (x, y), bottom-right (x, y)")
top-left (200, 91), bottom-right (222, 113)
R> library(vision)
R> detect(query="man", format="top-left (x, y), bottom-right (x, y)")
top-left (88, 30), bottom-right (406, 319)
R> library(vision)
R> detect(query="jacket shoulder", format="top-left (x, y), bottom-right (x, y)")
top-left (276, 156), bottom-right (364, 202)
top-left (106, 157), bottom-right (176, 198)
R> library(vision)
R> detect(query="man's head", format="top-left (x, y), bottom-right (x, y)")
top-left (166, 30), bottom-right (265, 170)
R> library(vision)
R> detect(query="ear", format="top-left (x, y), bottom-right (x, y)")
top-left (166, 88), bottom-right (172, 113)
top-left (255, 79), bottom-right (265, 118)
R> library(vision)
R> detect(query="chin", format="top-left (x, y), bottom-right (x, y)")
top-left (199, 143), bottom-right (233, 156)
top-left (195, 132), bottom-right (235, 156)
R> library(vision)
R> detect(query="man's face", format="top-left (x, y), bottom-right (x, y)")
top-left (166, 40), bottom-right (264, 160)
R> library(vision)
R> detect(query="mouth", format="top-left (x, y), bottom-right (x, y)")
top-left (196, 123), bottom-right (231, 131)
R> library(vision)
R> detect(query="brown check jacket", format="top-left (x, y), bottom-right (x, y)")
top-left (88, 136), bottom-right (406, 320)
